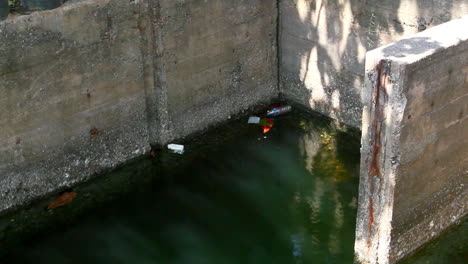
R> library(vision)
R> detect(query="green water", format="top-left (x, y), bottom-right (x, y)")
top-left (1, 110), bottom-right (465, 263)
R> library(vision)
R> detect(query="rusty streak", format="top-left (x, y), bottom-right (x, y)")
top-left (90, 127), bottom-right (100, 136)
top-left (367, 60), bottom-right (390, 236)
top-left (369, 196), bottom-right (374, 232)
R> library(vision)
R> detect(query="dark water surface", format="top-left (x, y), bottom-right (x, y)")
top-left (1, 110), bottom-right (465, 263)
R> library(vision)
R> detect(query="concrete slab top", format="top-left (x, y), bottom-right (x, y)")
top-left (368, 15), bottom-right (468, 64)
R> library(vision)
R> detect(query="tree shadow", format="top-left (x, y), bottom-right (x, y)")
top-left (280, 0), bottom-right (463, 128)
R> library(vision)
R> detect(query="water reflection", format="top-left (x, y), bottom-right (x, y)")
top-left (2, 112), bottom-right (360, 264)
top-left (289, 118), bottom-right (360, 264)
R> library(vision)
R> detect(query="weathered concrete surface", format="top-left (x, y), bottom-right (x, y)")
top-left (0, 0), bottom-right (277, 215)
top-left (0, 0), bottom-right (150, 216)
top-left (355, 16), bottom-right (468, 264)
top-left (279, 0), bottom-right (468, 128)
top-left (154, 0), bottom-right (278, 143)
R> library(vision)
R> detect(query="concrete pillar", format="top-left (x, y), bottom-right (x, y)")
top-left (355, 16), bottom-right (468, 264)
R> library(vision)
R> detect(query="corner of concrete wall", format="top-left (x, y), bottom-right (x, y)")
top-left (279, 0), bottom-right (468, 129)
top-left (355, 15), bottom-right (468, 264)
top-left (153, 0), bottom-right (279, 144)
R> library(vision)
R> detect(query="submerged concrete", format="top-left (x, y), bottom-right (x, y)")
top-left (279, 0), bottom-right (468, 128)
top-left (0, 0), bottom-right (277, 215)
top-left (355, 16), bottom-right (468, 264)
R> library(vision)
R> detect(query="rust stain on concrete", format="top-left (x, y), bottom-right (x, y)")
top-left (89, 128), bottom-right (100, 136)
top-left (367, 60), bottom-right (391, 238)
top-left (368, 196), bottom-right (374, 232)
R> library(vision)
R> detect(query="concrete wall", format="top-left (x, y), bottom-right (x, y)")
top-left (156, 0), bottom-right (277, 142)
top-left (355, 16), bottom-right (468, 264)
top-left (279, 0), bottom-right (468, 128)
top-left (0, 0), bottom-right (277, 215)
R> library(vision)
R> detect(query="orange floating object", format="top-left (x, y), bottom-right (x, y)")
top-left (259, 118), bottom-right (274, 134)
top-left (262, 126), bottom-right (272, 134)
top-left (47, 192), bottom-right (78, 210)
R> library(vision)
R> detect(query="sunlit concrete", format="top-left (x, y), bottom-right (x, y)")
top-left (355, 16), bottom-right (468, 264)
top-left (280, 0), bottom-right (468, 128)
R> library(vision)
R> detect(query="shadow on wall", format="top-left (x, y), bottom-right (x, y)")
top-left (280, 0), bottom-right (465, 128)
top-left (381, 37), bottom-right (442, 58)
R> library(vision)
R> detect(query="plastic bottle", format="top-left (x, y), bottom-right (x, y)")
top-left (266, 105), bottom-right (292, 117)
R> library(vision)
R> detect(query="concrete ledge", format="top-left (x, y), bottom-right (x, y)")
top-left (355, 16), bottom-right (468, 264)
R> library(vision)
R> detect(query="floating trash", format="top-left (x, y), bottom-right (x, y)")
top-left (248, 116), bottom-right (261, 124)
top-left (168, 144), bottom-right (184, 154)
top-left (248, 116), bottom-right (273, 133)
top-left (259, 118), bottom-right (274, 134)
top-left (266, 105), bottom-right (292, 117)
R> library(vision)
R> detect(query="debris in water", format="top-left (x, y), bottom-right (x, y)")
top-left (168, 144), bottom-right (184, 154)
top-left (47, 192), bottom-right (78, 210)
top-left (248, 116), bottom-right (261, 124)
top-left (248, 116), bottom-right (273, 133)
top-left (259, 118), bottom-right (274, 134)
top-left (266, 105), bottom-right (292, 117)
